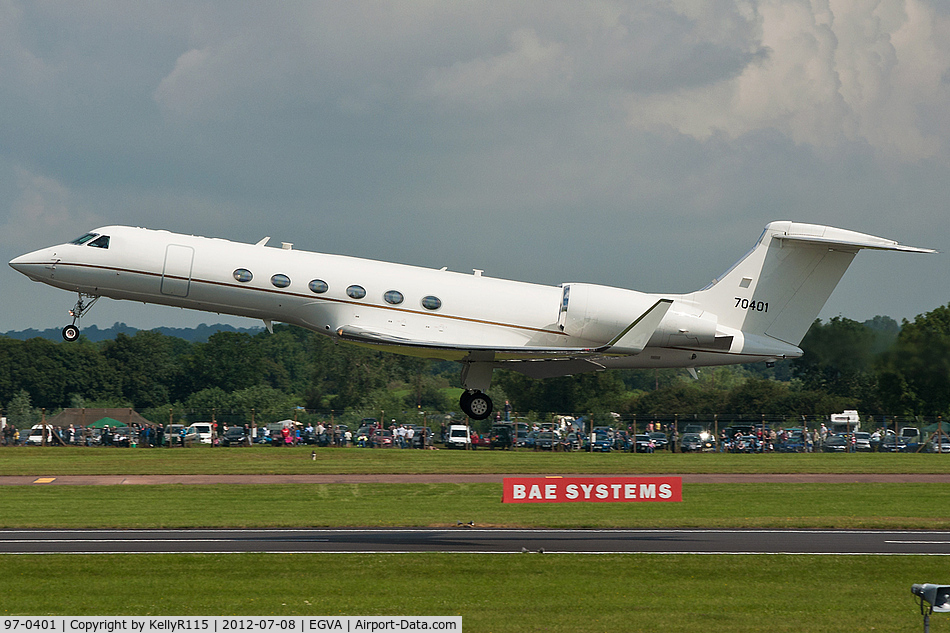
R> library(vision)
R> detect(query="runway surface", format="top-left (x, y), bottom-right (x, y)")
top-left (2, 528), bottom-right (949, 555)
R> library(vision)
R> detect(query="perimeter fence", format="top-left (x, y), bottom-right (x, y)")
top-left (2, 405), bottom-right (947, 451)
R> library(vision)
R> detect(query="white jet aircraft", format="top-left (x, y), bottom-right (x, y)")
top-left (9, 221), bottom-right (933, 420)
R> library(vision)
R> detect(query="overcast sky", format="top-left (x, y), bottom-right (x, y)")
top-left (1, 0), bottom-right (947, 333)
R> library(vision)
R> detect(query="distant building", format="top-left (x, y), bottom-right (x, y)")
top-left (46, 408), bottom-right (152, 428)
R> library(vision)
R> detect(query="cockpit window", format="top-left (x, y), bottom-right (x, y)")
top-left (88, 235), bottom-right (110, 249)
top-left (70, 233), bottom-right (99, 245)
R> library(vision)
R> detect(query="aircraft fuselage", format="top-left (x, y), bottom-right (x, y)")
top-left (11, 222), bottom-right (931, 419)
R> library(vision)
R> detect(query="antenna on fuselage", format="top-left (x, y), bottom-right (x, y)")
top-left (255, 236), bottom-right (270, 247)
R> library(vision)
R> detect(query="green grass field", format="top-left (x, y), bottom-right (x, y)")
top-left (3, 446), bottom-right (947, 631)
top-left (2, 444), bottom-right (948, 475)
top-left (2, 554), bottom-right (945, 632)
top-left (1, 482), bottom-right (948, 529)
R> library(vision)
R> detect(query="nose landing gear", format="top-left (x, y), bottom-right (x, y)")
top-left (62, 293), bottom-right (100, 342)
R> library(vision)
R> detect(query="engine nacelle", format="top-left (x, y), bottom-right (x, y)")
top-left (558, 283), bottom-right (721, 348)
top-left (650, 310), bottom-right (719, 348)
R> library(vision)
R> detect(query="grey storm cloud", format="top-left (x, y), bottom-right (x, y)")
top-left (1, 0), bottom-right (947, 332)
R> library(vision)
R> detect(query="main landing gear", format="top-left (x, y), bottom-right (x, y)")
top-left (459, 360), bottom-right (495, 420)
top-left (459, 390), bottom-right (493, 421)
top-left (62, 293), bottom-right (100, 342)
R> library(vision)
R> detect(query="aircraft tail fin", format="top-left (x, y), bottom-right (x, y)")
top-left (691, 221), bottom-right (933, 346)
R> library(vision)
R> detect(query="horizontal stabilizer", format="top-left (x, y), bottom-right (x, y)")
top-left (774, 230), bottom-right (935, 253)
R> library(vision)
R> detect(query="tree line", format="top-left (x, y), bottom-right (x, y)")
top-left (2, 303), bottom-right (949, 428)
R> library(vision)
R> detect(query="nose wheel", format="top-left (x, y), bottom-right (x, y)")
top-left (62, 293), bottom-right (100, 342)
top-left (460, 390), bottom-right (493, 420)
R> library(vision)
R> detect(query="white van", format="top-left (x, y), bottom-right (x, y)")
top-left (185, 423), bottom-right (214, 444)
top-left (446, 424), bottom-right (471, 449)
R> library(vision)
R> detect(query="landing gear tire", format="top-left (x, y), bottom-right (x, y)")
top-left (62, 324), bottom-right (80, 342)
top-left (460, 390), bottom-right (493, 420)
top-left (62, 294), bottom-right (100, 343)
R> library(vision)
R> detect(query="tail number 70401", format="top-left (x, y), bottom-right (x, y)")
top-left (735, 297), bottom-right (769, 312)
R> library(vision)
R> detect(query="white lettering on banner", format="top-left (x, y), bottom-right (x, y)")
top-left (503, 476), bottom-right (682, 503)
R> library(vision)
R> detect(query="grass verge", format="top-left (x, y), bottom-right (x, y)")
top-left (2, 553), bottom-right (944, 632)
top-left (1, 482), bottom-right (948, 529)
top-left (1, 446), bottom-right (948, 475)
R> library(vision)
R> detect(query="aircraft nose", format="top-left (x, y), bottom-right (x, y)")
top-left (9, 247), bottom-right (58, 281)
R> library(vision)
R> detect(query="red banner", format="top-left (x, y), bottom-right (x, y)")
top-left (503, 476), bottom-right (682, 503)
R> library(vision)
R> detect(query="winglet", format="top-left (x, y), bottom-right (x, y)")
top-left (597, 299), bottom-right (673, 355)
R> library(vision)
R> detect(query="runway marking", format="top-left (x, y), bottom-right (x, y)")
top-left (1, 539), bottom-right (329, 543)
top-left (33, 478), bottom-right (56, 484)
top-left (885, 540), bottom-right (950, 544)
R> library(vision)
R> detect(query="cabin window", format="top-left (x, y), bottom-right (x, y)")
top-left (421, 295), bottom-right (442, 310)
top-left (309, 279), bottom-right (329, 294)
top-left (233, 269), bottom-right (253, 283)
top-left (88, 235), bottom-right (110, 249)
top-left (384, 290), bottom-right (404, 305)
top-left (346, 285), bottom-right (366, 299)
top-left (70, 233), bottom-right (99, 245)
top-left (271, 274), bottom-right (291, 288)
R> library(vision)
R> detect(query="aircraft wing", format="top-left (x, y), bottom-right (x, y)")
top-left (334, 299), bottom-right (673, 368)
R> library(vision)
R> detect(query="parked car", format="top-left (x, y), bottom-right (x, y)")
top-left (880, 435), bottom-right (909, 452)
top-left (630, 434), bottom-right (655, 453)
top-left (371, 429), bottom-right (394, 448)
top-left (410, 425), bottom-right (431, 448)
top-left (679, 433), bottom-right (708, 452)
top-left (732, 435), bottom-right (760, 453)
top-left (853, 432), bottom-right (872, 452)
top-left (778, 431), bottom-right (806, 453)
top-left (612, 431), bottom-right (631, 452)
top-left (25, 424), bottom-right (54, 446)
top-left (648, 432), bottom-right (669, 450)
top-left (586, 431), bottom-right (612, 452)
top-left (164, 424), bottom-right (186, 446)
top-left (561, 432), bottom-right (581, 452)
top-left (521, 430), bottom-right (538, 450)
top-left (926, 436), bottom-right (950, 453)
top-left (445, 424), bottom-right (471, 449)
top-left (489, 424), bottom-right (513, 449)
top-left (111, 426), bottom-right (133, 447)
top-left (822, 434), bottom-right (850, 452)
top-left (221, 426), bottom-right (250, 447)
top-left (533, 431), bottom-right (556, 451)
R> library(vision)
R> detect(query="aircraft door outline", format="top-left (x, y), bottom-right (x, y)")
top-left (161, 244), bottom-right (194, 297)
